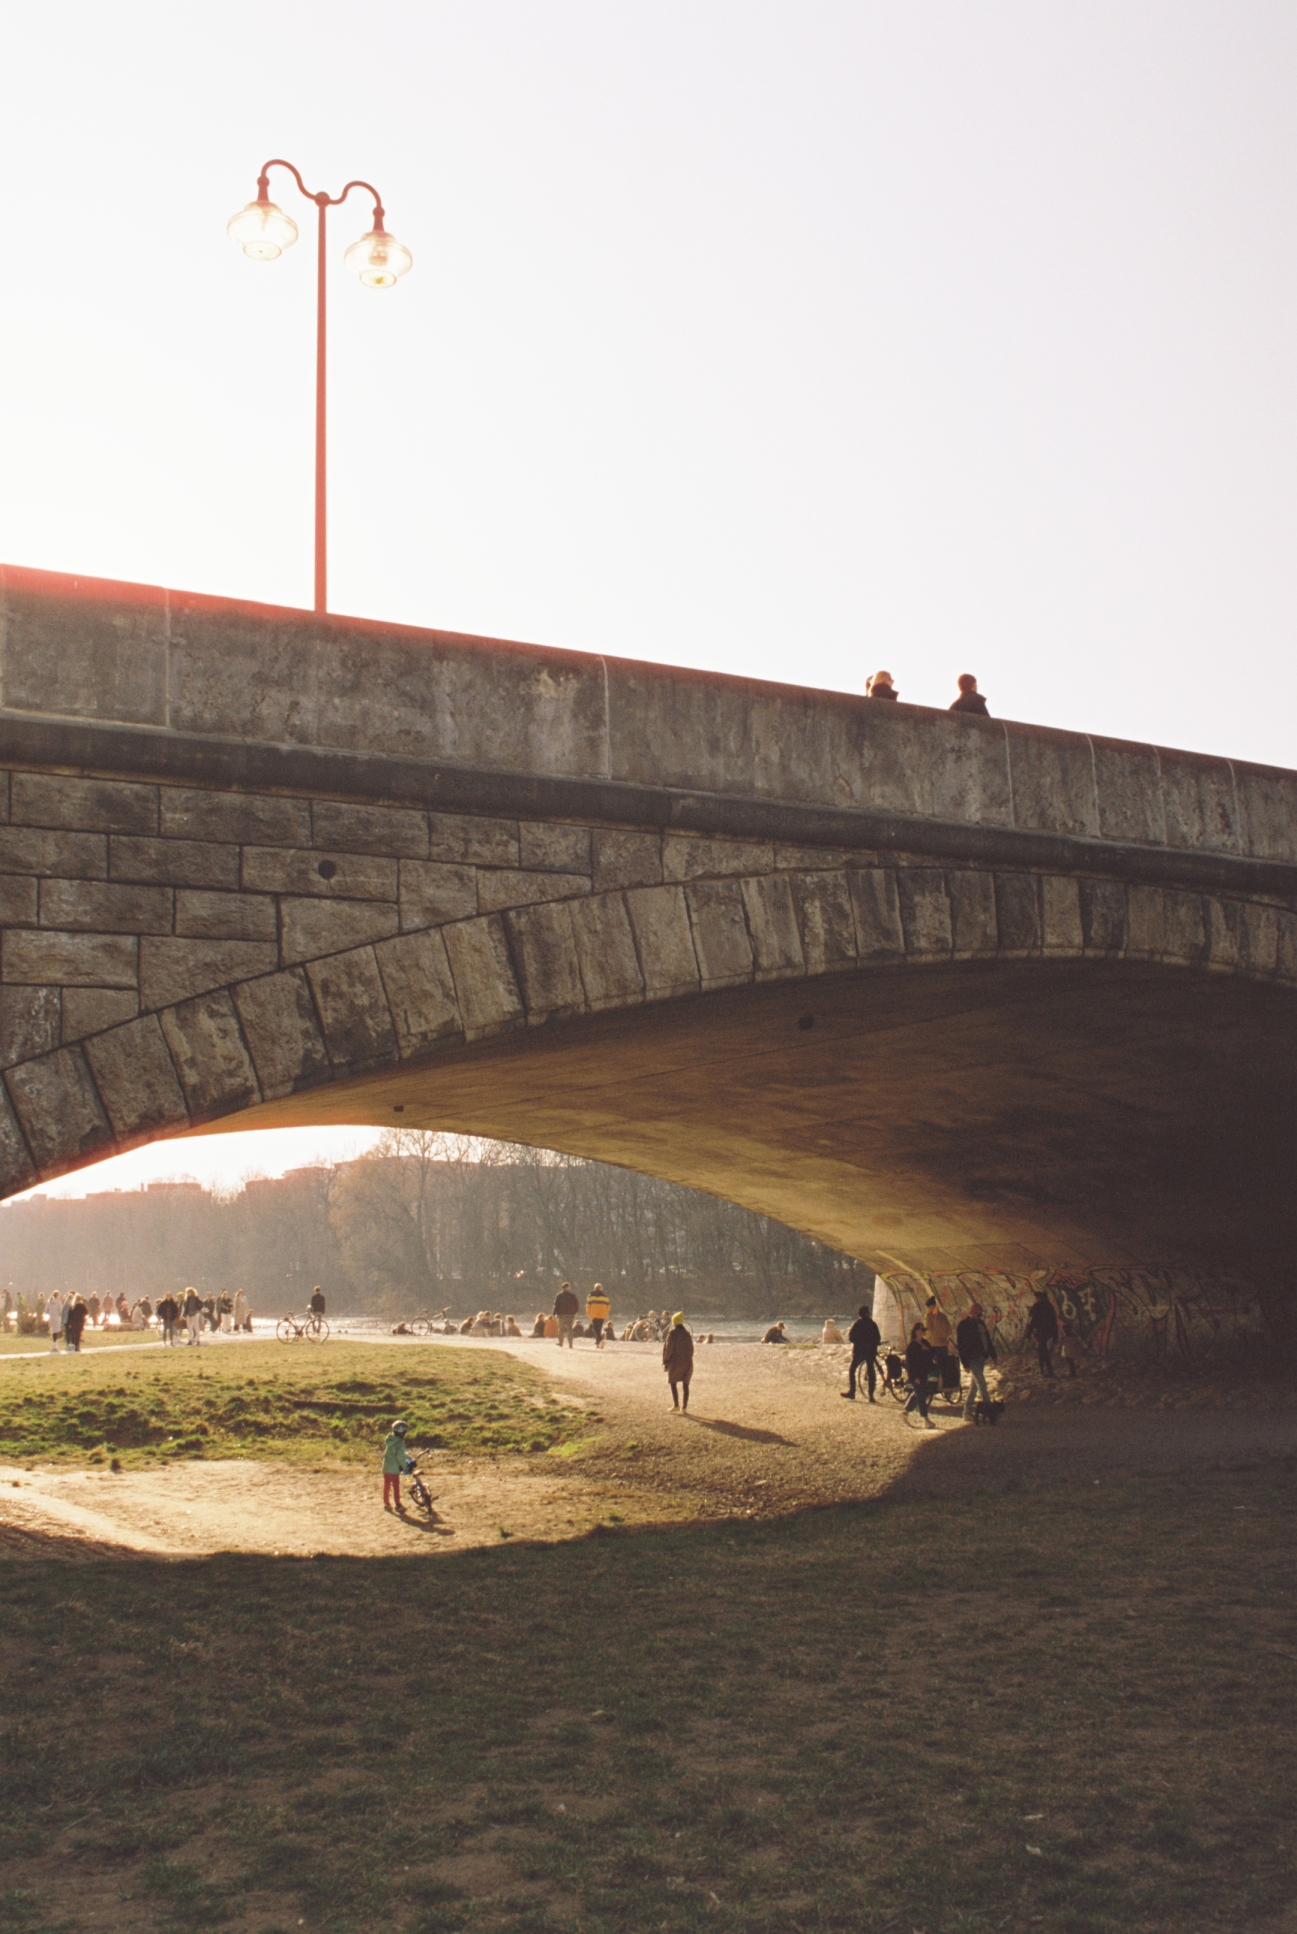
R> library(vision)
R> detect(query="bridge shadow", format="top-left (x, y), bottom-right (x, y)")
top-left (682, 1415), bottom-right (795, 1447)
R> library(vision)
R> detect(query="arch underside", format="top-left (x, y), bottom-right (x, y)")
top-left (176, 957), bottom-right (1296, 1278)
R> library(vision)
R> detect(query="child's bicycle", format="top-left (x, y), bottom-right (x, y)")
top-left (404, 1458), bottom-right (436, 1515)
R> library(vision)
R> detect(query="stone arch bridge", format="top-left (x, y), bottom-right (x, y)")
top-left (0, 565), bottom-right (1292, 1286)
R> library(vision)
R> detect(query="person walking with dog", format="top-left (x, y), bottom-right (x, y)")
top-left (841, 1303), bottom-right (881, 1402)
top-left (1024, 1289), bottom-right (1059, 1378)
top-left (956, 1301), bottom-right (997, 1420)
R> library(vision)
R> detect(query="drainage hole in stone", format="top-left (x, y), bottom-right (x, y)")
top-left (317, 860), bottom-right (338, 880)
top-left (797, 1014), bottom-right (815, 1031)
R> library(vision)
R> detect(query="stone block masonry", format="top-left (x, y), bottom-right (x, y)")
top-left (0, 756), bottom-right (1289, 1195)
top-left (0, 566), bottom-right (1291, 1288)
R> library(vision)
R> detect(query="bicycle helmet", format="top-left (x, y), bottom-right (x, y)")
top-left (392, 1420), bottom-right (408, 1437)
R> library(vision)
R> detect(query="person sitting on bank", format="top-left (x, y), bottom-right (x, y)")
top-left (821, 1317), bottom-right (846, 1346)
top-left (866, 670), bottom-right (899, 701)
top-left (762, 1321), bottom-right (788, 1344)
top-left (949, 673), bottom-right (989, 716)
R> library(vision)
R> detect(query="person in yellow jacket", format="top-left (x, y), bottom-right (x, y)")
top-left (585, 1282), bottom-right (611, 1348)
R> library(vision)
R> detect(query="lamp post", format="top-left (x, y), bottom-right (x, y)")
top-left (227, 160), bottom-right (412, 615)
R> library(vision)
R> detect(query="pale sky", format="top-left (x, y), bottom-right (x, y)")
top-left (0, 2), bottom-right (1293, 1195)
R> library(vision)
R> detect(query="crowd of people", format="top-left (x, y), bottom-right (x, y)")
top-left (1, 1286), bottom-right (254, 1349)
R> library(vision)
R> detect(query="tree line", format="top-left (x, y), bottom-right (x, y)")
top-left (0, 1131), bottom-right (869, 1320)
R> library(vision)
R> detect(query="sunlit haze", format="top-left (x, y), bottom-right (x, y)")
top-left (1, 2), bottom-right (1292, 1193)
top-left (6, 1128), bottom-right (385, 1202)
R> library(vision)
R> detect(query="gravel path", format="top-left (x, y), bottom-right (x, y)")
top-left (2, 1334), bottom-right (1292, 1560)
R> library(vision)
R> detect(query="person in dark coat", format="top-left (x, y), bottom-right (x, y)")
top-left (662, 1312), bottom-right (695, 1411)
top-left (63, 1297), bottom-right (89, 1353)
top-left (903, 1322), bottom-right (937, 1428)
top-left (956, 1302), bottom-right (997, 1418)
top-left (1024, 1290), bottom-right (1059, 1377)
top-left (949, 673), bottom-right (989, 715)
top-left (841, 1304), bottom-right (882, 1402)
top-left (553, 1282), bottom-right (579, 1349)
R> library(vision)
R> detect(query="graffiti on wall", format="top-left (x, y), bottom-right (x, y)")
top-left (875, 1265), bottom-right (1268, 1359)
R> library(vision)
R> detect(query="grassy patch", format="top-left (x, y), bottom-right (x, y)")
top-left (1, 1464), bottom-right (1295, 1931)
top-left (0, 1342), bottom-right (585, 1466)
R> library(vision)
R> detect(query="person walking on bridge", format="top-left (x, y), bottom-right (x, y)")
top-left (841, 1303), bottom-right (881, 1402)
top-left (553, 1282), bottom-right (579, 1349)
top-left (663, 1312), bottom-right (694, 1411)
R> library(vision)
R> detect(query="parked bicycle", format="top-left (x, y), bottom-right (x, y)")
top-left (408, 1308), bottom-right (450, 1337)
top-left (276, 1309), bottom-right (330, 1343)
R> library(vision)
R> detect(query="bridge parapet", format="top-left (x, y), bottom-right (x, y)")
top-left (2, 565), bottom-right (1294, 878)
top-left (0, 567), bottom-right (1291, 1280)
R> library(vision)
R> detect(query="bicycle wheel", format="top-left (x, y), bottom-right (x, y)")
top-left (411, 1316), bottom-right (430, 1337)
top-left (305, 1317), bottom-right (329, 1342)
top-left (276, 1318), bottom-right (298, 1343)
top-left (881, 1373), bottom-right (909, 1404)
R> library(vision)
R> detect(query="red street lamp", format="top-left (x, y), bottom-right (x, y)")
top-left (227, 159), bottom-right (413, 614)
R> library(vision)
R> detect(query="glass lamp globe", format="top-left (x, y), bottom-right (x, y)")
top-left (227, 198), bottom-right (299, 261)
top-left (343, 226), bottom-right (413, 288)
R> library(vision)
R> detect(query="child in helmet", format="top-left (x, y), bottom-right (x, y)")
top-left (382, 1420), bottom-right (412, 1511)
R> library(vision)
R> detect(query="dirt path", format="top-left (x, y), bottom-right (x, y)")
top-left (2, 1335), bottom-right (1293, 1560)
